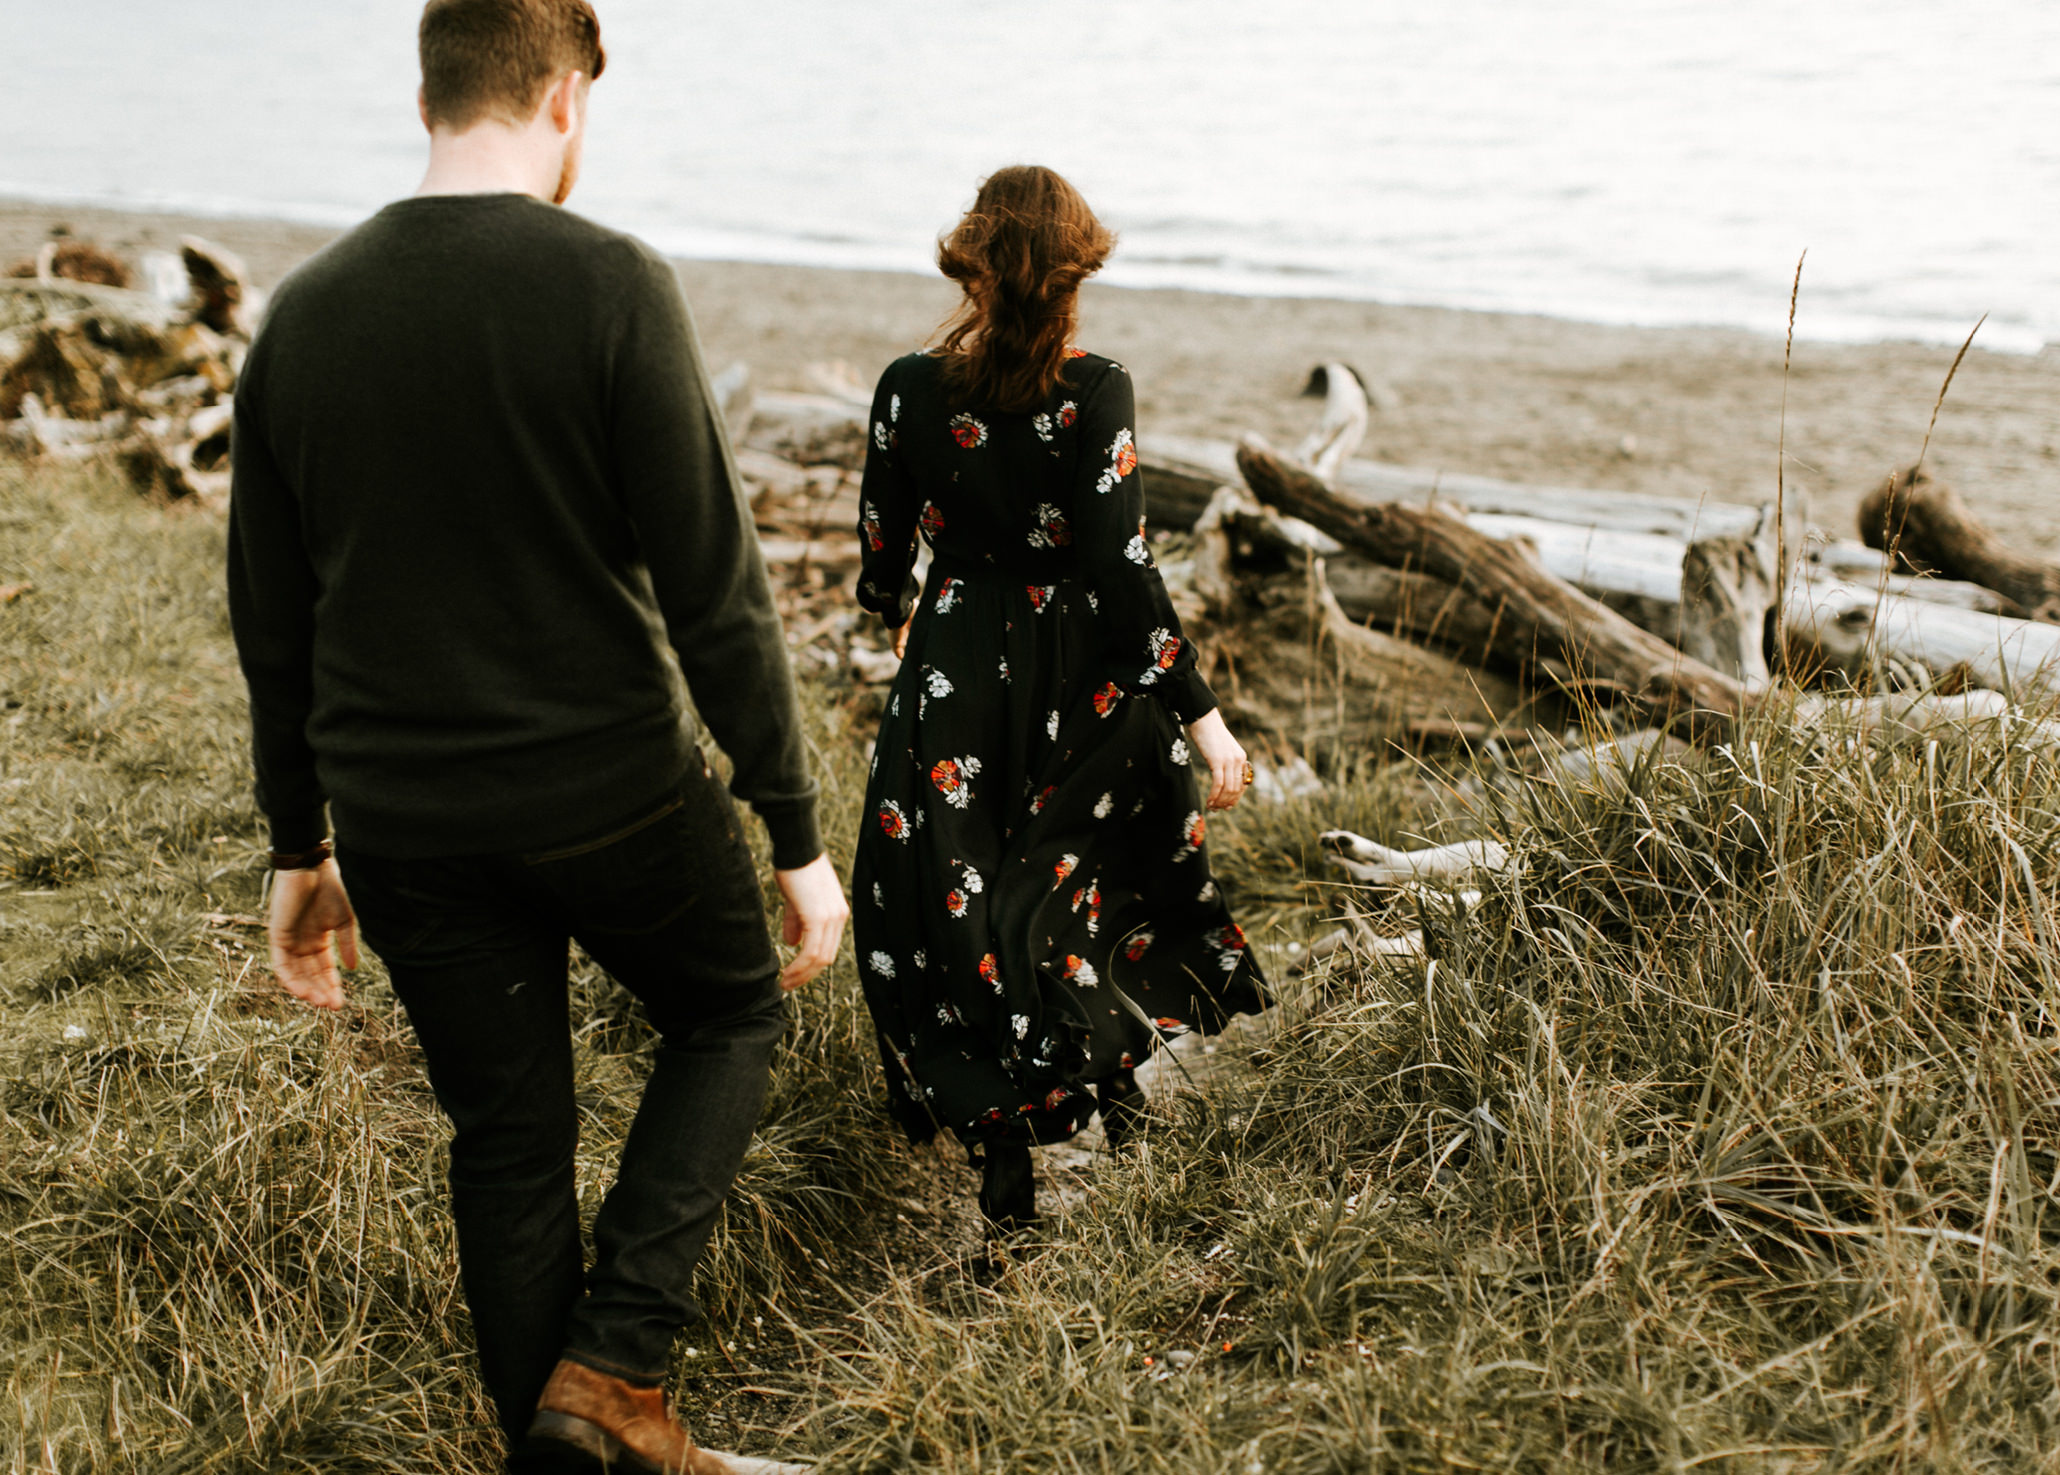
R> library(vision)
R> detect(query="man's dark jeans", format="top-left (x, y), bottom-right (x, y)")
top-left (339, 761), bottom-right (785, 1440)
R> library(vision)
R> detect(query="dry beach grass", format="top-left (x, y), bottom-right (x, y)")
top-left (4, 445), bottom-right (2059, 1471)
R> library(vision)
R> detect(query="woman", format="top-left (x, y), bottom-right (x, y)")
top-left (851, 165), bottom-right (1266, 1229)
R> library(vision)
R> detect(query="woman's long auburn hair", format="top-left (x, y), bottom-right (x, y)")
top-left (933, 165), bottom-right (1115, 414)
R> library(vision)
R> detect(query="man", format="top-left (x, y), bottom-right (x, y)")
top-left (227, 2), bottom-right (843, 1470)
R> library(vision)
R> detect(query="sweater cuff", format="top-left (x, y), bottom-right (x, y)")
top-left (265, 805), bottom-right (330, 855)
top-left (755, 796), bottom-right (825, 872)
top-left (1160, 668), bottom-right (1219, 727)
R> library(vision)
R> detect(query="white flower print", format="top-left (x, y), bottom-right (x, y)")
top-left (1124, 533), bottom-right (1151, 566)
top-left (930, 753), bottom-right (982, 810)
top-left (872, 882), bottom-right (884, 907)
top-left (1198, 880), bottom-right (1218, 903)
top-left (948, 412), bottom-right (988, 449)
top-left (1093, 792), bottom-right (1113, 819)
top-left (963, 865), bottom-right (985, 895)
top-left (1172, 809), bottom-right (1206, 863)
top-left (1056, 399), bottom-right (1078, 430)
top-left (1046, 710), bottom-right (1060, 740)
top-left (1031, 411), bottom-right (1053, 441)
top-left (890, 392), bottom-right (901, 423)
top-left (926, 669), bottom-right (954, 699)
top-left (998, 655), bottom-right (1010, 682)
top-left (1026, 503), bottom-right (1072, 550)
top-left (873, 420), bottom-right (888, 451)
top-left (933, 578), bottom-right (964, 614)
top-left (1170, 737), bottom-right (1191, 766)
top-left (1094, 427), bottom-right (1139, 495)
top-left (1086, 590), bottom-right (1100, 612)
top-left (869, 951), bottom-right (896, 978)
top-left (914, 949), bottom-right (928, 970)
top-left (1068, 956), bottom-right (1100, 989)
top-left (877, 799), bottom-right (911, 841)
top-left (1012, 1013), bottom-right (1031, 1040)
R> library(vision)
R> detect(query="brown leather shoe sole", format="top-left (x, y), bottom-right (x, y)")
top-left (527, 1412), bottom-right (810, 1475)
top-left (529, 1408), bottom-right (668, 1473)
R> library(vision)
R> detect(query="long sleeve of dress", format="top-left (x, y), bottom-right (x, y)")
top-left (1073, 364), bottom-right (1219, 724)
top-left (855, 365), bottom-right (923, 627)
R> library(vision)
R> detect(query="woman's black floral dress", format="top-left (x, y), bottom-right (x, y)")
top-left (851, 349), bottom-right (1267, 1146)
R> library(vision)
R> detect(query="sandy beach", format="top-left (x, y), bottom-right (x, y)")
top-left (7, 196), bottom-right (2054, 554)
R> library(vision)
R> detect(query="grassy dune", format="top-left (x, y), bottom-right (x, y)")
top-left (2, 457), bottom-right (2056, 1472)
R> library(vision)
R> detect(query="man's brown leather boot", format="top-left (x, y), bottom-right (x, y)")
top-left (526, 1359), bottom-right (808, 1474)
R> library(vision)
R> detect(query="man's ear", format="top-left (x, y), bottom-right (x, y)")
top-left (548, 70), bottom-right (584, 135)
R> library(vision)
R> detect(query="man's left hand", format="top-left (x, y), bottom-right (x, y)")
top-left (269, 859), bottom-right (360, 1009)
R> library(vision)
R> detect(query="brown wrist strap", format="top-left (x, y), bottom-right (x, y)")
top-left (269, 840), bottom-right (334, 871)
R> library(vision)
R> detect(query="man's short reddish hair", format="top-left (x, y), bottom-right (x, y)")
top-left (419, 0), bottom-right (607, 131)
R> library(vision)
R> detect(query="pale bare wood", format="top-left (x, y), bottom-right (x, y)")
top-left (1235, 436), bottom-right (1749, 728)
top-left (1294, 363), bottom-right (1369, 482)
top-left (1677, 505), bottom-right (1779, 689)
top-left (1782, 577), bottom-right (2060, 693)
top-left (1318, 833), bottom-right (1510, 884)
top-left (1860, 465), bottom-right (2060, 622)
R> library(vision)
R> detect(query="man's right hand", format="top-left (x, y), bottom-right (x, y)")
top-left (775, 853), bottom-right (849, 990)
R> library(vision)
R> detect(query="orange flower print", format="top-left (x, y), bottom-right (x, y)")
top-left (919, 501), bottom-right (946, 538)
top-left (1029, 784), bottom-right (1057, 816)
top-left (1092, 682), bottom-right (1122, 716)
top-left (1123, 930), bottom-right (1155, 962)
top-left (1063, 954), bottom-right (1100, 988)
top-left (1056, 400), bottom-right (1078, 430)
top-left (1026, 584), bottom-right (1056, 612)
top-left (1172, 810), bottom-right (1205, 862)
top-left (1027, 502), bottom-right (1071, 549)
top-left (1067, 347), bottom-right (1088, 358)
top-left (1096, 429), bottom-right (1137, 495)
top-left (978, 951), bottom-right (1001, 991)
top-left (1151, 629), bottom-right (1182, 671)
top-left (945, 888), bottom-right (968, 917)
top-left (877, 800), bottom-right (909, 841)
top-left (1044, 1086), bottom-right (1072, 1111)
top-left (930, 754), bottom-right (981, 810)
top-left (1053, 853), bottom-right (1077, 887)
top-left (949, 412), bottom-right (988, 449)
top-left (860, 500), bottom-right (884, 551)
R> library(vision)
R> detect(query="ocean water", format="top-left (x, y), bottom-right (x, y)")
top-left (1, 0), bottom-right (2054, 351)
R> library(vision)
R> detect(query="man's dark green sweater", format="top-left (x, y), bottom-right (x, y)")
top-left (228, 192), bottom-right (822, 869)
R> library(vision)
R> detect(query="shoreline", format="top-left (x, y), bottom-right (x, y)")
top-left (7, 194), bottom-right (2056, 554)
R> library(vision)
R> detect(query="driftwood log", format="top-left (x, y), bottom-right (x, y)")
top-left (1782, 577), bottom-right (2060, 693)
top-left (1181, 488), bottom-right (1531, 748)
top-left (1235, 437), bottom-right (1748, 727)
top-left (1860, 465), bottom-right (2060, 622)
top-left (1294, 363), bottom-right (1369, 482)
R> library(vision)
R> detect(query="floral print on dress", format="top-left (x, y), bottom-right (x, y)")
top-left (1205, 923), bottom-right (1247, 973)
top-left (850, 348), bottom-right (1265, 1149)
top-left (1170, 735), bottom-right (1190, 766)
top-left (931, 754), bottom-right (981, 809)
top-left (1095, 428), bottom-right (1138, 496)
top-left (1027, 503), bottom-right (1072, 549)
top-left (1173, 810), bottom-right (1206, 862)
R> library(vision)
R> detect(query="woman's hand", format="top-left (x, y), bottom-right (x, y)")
top-left (1186, 708), bottom-right (1250, 811)
top-left (893, 620), bottom-right (910, 660)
